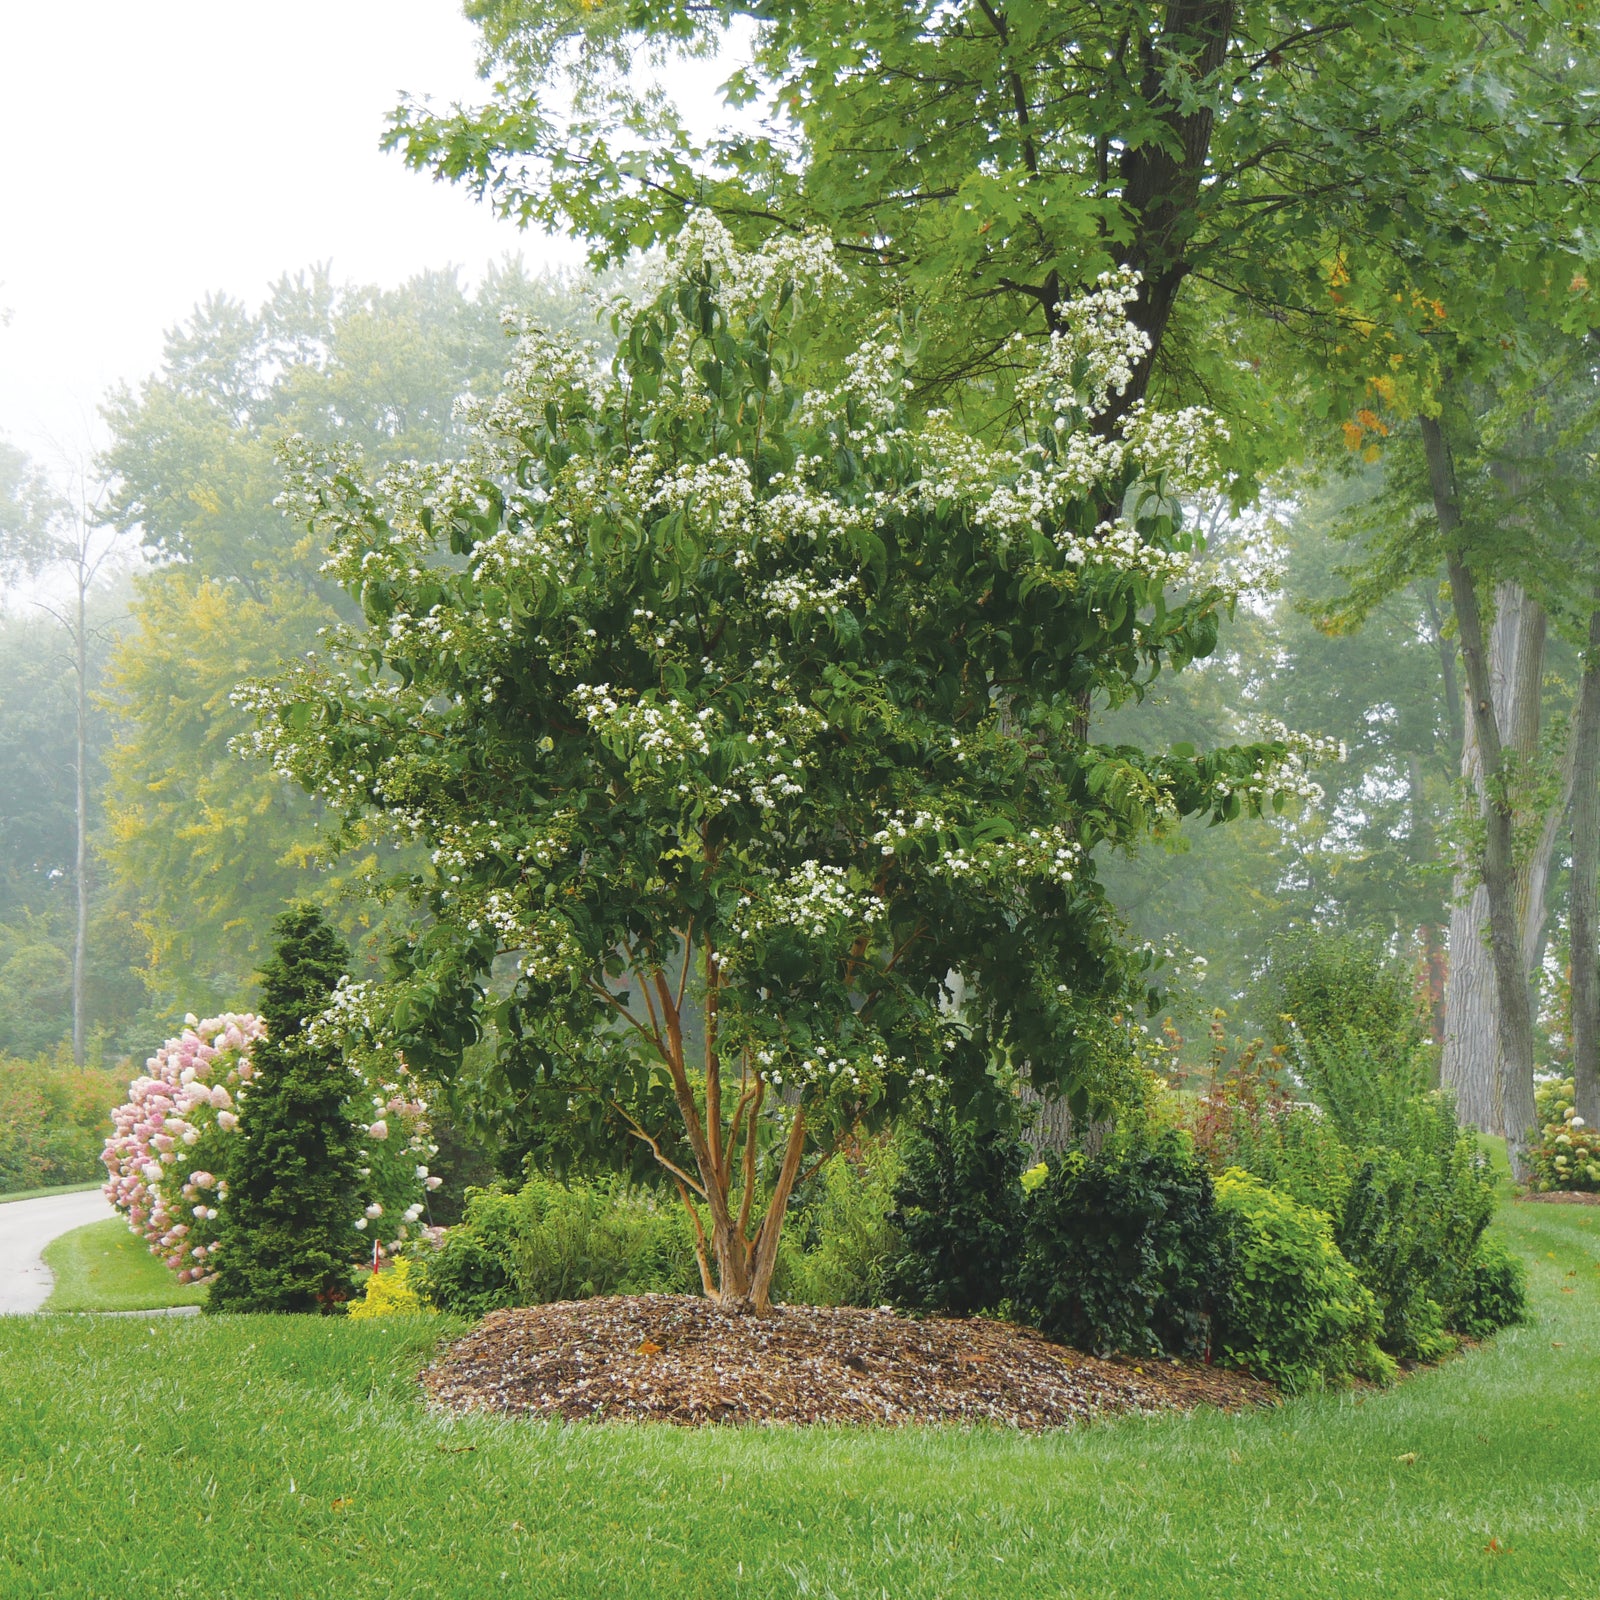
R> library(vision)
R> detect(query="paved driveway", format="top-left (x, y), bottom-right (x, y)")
top-left (0, 1189), bottom-right (116, 1313)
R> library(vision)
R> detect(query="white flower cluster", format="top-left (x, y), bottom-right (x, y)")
top-left (467, 318), bottom-right (608, 452)
top-left (731, 860), bottom-right (884, 949)
top-left (1254, 718), bottom-right (1347, 766)
top-left (724, 702), bottom-right (830, 812)
top-left (937, 825), bottom-right (1082, 890)
top-left (759, 1047), bottom-right (892, 1094)
top-left (758, 572), bottom-right (858, 620)
top-left (1120, 402), bottom-right (1232, 490)
top-left (870, 812), bottom-right (1081, 890)
top-left (870, 809), bottom-right (948, 856)
top-left (306, 976), bottom-right (386, 1056)
top-left (905, 412), bottom-right (1208, 574)
top-left (668, 209), bottom-right (845, 315)
top-left (463, 886), bottom-right (583, 985)
top-left (799, 323), bottom-right (914, 439)
top-left (1214, 719), bottom-right (1347, 808)
top-left (646, 452), bottom-right (757, 534)
top-left (1052, 517), bottom-right (1193, 581)
top-left (1017, 268), bottom-right (1150, 417)
top-left (572, 684), bottom-right (715, 762)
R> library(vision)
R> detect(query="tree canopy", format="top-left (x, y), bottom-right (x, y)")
top-left (390, 1), bottom-right (1598, 485)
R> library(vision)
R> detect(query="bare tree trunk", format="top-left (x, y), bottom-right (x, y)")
top-left (749, 1107), bottom-right (807, 1314)
top-left (1442, 586), bottom-right (1537, 1129)
top-left (1443, 881), bottom-right (1500, 1126)
top-left (1406, 753), bottom-right (1446, 1056)
top-left (1424, 415), bottom-right (1539, 1176)
top-left (1570, 604), bottom-right (1600, 1128)
top-left (72, 556), bottom-right (88, 1066)
top-left (1441, 580), bottom-right (1576, 1136)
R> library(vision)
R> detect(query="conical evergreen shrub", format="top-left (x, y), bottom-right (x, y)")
top-left (207, 905), bottom-right (363, 1312)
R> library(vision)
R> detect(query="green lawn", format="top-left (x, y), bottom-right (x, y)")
top-left (41, 1217), bottom-right (207, 1313)
top-left (1, 1199), bottom-right (1594, 1599)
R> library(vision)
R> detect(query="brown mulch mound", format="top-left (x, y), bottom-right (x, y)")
top-left (421, 1294), bottom-right (1275, 1429)
top-left (1517, 1189), bottom-right (1600, 1205)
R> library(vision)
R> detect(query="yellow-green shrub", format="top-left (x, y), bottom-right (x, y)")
top-left (1213, 1169), bottom-right (1394, 1393)
top-left (347, 1257), bottom-right (432, 1319)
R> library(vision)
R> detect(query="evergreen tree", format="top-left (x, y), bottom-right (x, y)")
top-left (207, 905), bottom-right (362, 1313)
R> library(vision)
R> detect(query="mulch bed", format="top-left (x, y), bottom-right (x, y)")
top-left (1517, 1190), bottom-right (1600, 1206)
top-left (421, 1294), bottom-right (1275, 1429)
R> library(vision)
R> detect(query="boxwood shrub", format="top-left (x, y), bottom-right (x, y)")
top-left (1012, 1131), bottom-right (1224, 1358)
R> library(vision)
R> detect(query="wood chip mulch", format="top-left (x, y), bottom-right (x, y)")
top-left (421, 1294), bottom-right (1276, 1430)
top-left (1517, 1189), bottom-right (1600, 1205)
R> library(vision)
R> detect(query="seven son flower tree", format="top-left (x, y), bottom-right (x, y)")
top-left (243, 216), bottom-right (1326, 1310)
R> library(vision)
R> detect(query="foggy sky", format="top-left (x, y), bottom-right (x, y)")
top-left (0, 1), bottom-right (573, 467)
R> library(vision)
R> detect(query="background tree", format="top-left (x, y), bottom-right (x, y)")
top-left (99, 264), bottom-right (602, 1015)
top-left (1098, 477), bottom-right (1461, 1033)
top-left (207, 904), bottom-right (364, 1314)
top-left (0, 444), bottom-right (129, 1063)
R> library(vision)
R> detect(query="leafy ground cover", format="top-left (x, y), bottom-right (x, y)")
top-left (0, 1196), bottom-right (1592, 1598)
top-left (40, 1218), bottom-right (207, 1313)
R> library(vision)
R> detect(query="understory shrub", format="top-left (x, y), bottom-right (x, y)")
top-left (882, 1115), bottom-right (1028, 1316)
top-left (1264, 929), bottom-right (1429, 1063)
top-left (1012, 1132), bottom-right (1223, 1357)
top-left (1191, 1074), bottom-right (1351, 1217)
top-left (415, 1176), bottom-right (701, 1315)
top-left (1196, 932), bottom-right (1504, 1362)
top-left (1303, 1037), bottom-right (1495, 1358)
top-left (103, 1013), bottom-right (265, 1282)
top-left (412, 1187), bottom-right (522, 1317)
top-left (1212, 1169), bottom-right (1393, 1392)
top-left (777, 1142), bottom-right (903, 1307)
top-left (1529, 1076), bottom-right (1600, 1192)
top-left (208, 907), bottom-right (369, 1313)
top-left (1451, 1235), bottom-right (1528, 1339)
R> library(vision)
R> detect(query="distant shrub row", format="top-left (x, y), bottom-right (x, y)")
top-left (0, 1052), bottom-right (125, 1193)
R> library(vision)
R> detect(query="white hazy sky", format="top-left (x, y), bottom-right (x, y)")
top-left (0, 1), bottom-right (583, 465)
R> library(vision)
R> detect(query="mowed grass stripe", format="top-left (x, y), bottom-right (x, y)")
top-left (41, 1217), bottom-right (207, 1313)
top-left (1, 1199), bottom-right (1594, 1599)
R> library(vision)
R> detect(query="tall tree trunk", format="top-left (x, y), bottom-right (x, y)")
top-left (72, 563), bottom-right (88, 1068)
top-left (1442, 586), bottom-right (1539, 1129)
top-left (1570, 603), bottom-right (1600, 1129)
top-left (1110, 0), bottom-right (1234, 409)
top-left (1407, 754), bottom-right (1446, 1054)
top-left (1423, 415), bottom-right (1539, 1176)
top-left (1443, 880), bottom-right (1500, 1126)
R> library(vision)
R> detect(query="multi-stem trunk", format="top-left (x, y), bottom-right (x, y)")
top-left (1570, 602), bottom-right (1600, 1129)
top-left (607, 935), bottom-right (814, 1313)
top-left (1423, 414), bottom-right (1539, 1177)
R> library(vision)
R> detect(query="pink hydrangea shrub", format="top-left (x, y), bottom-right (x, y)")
top-left (101, 1013), bottom-right (265, 1283)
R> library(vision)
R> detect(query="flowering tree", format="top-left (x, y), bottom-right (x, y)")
top-left (245, 218), bottom-right (1325, 1311)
